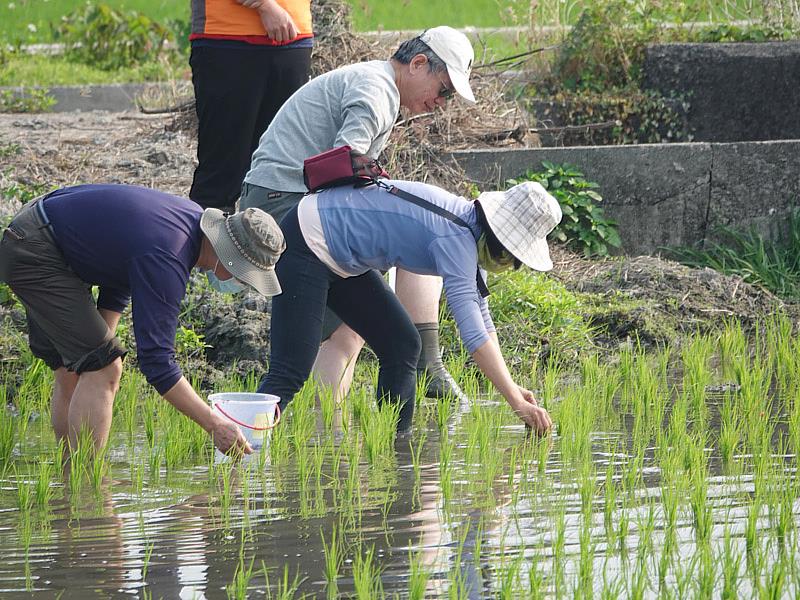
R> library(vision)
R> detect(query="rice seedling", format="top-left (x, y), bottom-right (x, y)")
top-left (352, 543), bottom-right (384, 599)
top-left (0, 398), bottom-right (16, 471)
top-left (720, 524), bottom-right (742, 600)
top-left (693, 546), bottom-right (716, 598)
top-left (681, 334), bottom-right (714, 426)
top-left (217, 459), bottom-right (236, 518)
top-left (361, 401), bottom-right (400, 464)
top-left (439, 434), bottom-right (454, 505)
top-left (577, 510), bottom-right (596, 599)
top-left (289, 384), bottom-right (318, 453)
top-left (319, 385), bottom-right (336, 431)
top-left (88, 445), bottom-right (109, 491)
top-left (686, 438), bottom-right (712, 547)
top-left (718, 390), bottom-right (743, 468)
top-left (269, 410), bottom-right (291, 465)
top-left (435, 393), bottom-right (456, 433)
top-left (762, 558), bottom-right (786, 600)
top-left (115, 370), bottom-right (140, 439)
top-left (627, 553), bottom-right (649, 600)
top-left (555, 384), bottom-right (594, 465)
top-left (409, 430), bottom-right (427, 509)
top-left (141, 541), bottom-right (154, 581)
top-left (262, 563), bottom-right (305, 600)
top-left (321, 526), bottom-right (342, 598)
top-left (66, 426), bottom-right (94, 486)
top-left (603, 463), bottom-right (618, 546)
top-left (540, 354), bottom-right (563, 409)
top-left (600, 571), bottom-right (624, 600)
top-left (553, 504), bottom-right (567, 597)
top-left (495, 551), bottom-right (523, 599)
top-left (745, 495), bottom-right (764, 580)
top-left (16, 470), bottom-right (33, 514)
top-left (527, 554), bottom-right (545, 598)
top-left (407, 542), bottom-right (431, 600)
top-left (34, 459), bottom-right (53, 508)
top-left (227, 552), bottom-right (256, 600)
top-left (142, 396), bottom-right (158, 449)
top-left (148, 443), bottom-right (163, 484)
top-left (635, 497), bottom-right (657, 563)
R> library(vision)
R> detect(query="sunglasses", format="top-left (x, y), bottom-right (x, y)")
top-left (437, 76), bottom-right (455, 100)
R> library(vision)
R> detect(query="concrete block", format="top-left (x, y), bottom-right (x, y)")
top-left (448, 143), bottom-right (712, 254)
top-left (707, 140), bottom-right (800, 242)
top-left (643, 42), bottom-right (800, 142)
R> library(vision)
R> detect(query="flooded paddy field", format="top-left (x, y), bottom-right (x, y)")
top-left (1, 315), bottom-right (800, 599)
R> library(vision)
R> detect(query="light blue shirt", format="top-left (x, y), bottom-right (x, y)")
top-left (299, 180), bottom-right (496, 352)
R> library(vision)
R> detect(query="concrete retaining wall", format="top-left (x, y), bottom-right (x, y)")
top-left (0, 83), bottom-right (190, 112)
top-left (643, 42), bottom-right (800, 142)
top-left (447, 140), bottom-right (800, 255)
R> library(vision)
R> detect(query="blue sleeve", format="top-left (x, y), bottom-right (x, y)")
top-left (127, 254), bottom-right (189, 395)
top-left (478, 272), bottom-right (496, 335)
top-left (432, 237), bottom-right (491, 353)
top-left (97, 286), bottom-right (130, 314)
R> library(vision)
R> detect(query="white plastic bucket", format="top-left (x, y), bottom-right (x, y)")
top-left (209, 392), bottom-right (281, 450)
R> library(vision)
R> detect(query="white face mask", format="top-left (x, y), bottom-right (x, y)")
top-left (205, 260), bottom-right (246, 294)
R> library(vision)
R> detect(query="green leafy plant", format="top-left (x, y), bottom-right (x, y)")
top-left (531, 88), bottom-right (692, 145)
top-left (507, 162), bottom-right (621, 257)
top-left (175, 326), bottom-right (211, 360)
top-left (694, 23), bottom-right (788, 42)
top-left (552, 0), bottom-right (657, 92)
top-left (0, 176), bottom-right (51, 203)
top-left (54, 2), bottom-right (173, 70)
top-left (0, 89), bottom-right (56, 113)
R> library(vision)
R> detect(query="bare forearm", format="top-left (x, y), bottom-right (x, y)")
top-left (471, 337), bottom-right (521, 405)
top-left (161, 377), bottom-right (253, 454)
top-left (471, 336), bottom-right (552, 433)
top-left (162, 377), bottom-right (216, 432)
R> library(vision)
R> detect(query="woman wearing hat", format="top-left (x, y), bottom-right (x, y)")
top-left (258, 180), bottom-right (561, 433)
top-left (0, 183), bottom-right (285, 455)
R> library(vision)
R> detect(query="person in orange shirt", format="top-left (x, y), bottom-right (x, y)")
top-left (189, 0), bottom-right (313, 212)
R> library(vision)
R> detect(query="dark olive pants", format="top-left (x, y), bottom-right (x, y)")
top-left (0, 199), bottom-right (126, 372)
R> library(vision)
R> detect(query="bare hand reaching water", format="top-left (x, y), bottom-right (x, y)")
top-left (210, 415), bottom-right (254, 456)
top-left (515, 386), bottom-right (553, 435)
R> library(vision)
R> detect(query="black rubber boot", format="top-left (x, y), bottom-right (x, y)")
top-left (415, 322), bottom-right (468, 401)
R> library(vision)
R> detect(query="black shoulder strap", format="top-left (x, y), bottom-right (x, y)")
top-left (376, 181), bottom-right (490, 298)
top-left (386, 185), bottom-right (473, 231)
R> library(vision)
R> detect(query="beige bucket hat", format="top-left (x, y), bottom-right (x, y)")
top-left (200, 207), bottom-right (286, 296)
top-left (477, 181), bottom-right (562, 271)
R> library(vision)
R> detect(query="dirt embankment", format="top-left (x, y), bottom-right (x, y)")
top-left (0, 110), bottom-right (795, 378)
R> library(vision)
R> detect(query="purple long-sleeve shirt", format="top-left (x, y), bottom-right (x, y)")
top-left (42, 184), bottom-right (202, 394)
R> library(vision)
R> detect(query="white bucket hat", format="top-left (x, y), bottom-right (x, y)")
top-left (420, 26), bottom-right (476, 104)
top-left (200, 207), bottom-right (286, 296)
top-left (477, 181), bottom-right (562, 271)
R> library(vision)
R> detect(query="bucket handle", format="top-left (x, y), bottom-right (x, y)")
top-left (214, 402), bottom-right (281, 430)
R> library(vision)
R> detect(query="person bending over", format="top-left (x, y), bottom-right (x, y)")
top-left (258, 180), bottom-right (561, 433)
top-left (0, 184), bottom-right (285, 455)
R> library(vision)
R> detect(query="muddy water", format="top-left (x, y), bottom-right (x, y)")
top-left (0, 394), bottom-right (797, 599)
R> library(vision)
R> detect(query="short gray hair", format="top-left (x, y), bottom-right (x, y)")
top-left (392, 36), bottom-right (447, 73)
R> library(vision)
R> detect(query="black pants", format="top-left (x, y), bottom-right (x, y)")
top-left (258, 207), bottom-right (421, 429)
top-left (189, 44), bottom-right (312, 211)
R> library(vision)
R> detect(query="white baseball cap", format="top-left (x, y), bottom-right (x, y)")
top-left (420, 26), bottom-right (476, 104)
top-left (477, 182), bottom-right (562, 271)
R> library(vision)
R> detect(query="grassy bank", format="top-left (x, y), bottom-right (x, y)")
top-left (0, 0), bottom-right (762, 44)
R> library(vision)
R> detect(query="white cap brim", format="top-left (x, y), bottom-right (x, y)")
top-left (447, 65), bottom-right (476, 104)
